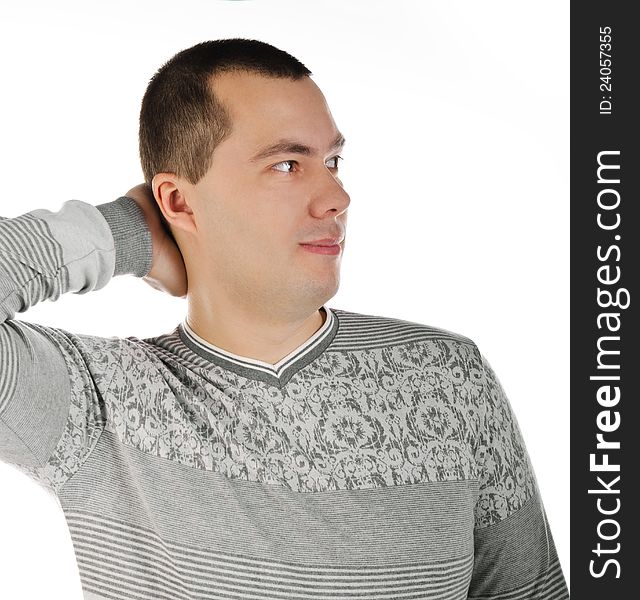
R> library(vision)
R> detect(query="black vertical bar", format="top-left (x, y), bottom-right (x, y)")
top-left (571, 2), bottom-right (639, 598)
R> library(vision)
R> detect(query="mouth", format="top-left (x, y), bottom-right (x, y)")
top-left (299, 240), bottom-right (342, 255)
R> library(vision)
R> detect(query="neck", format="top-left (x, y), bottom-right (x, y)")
top-left (185, 294), bottom-right (327, 366)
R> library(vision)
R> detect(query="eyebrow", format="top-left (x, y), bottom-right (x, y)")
top-left (249, 132), bottom-right (346, 163)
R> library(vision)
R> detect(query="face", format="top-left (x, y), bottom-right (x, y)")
top-left (184, 71), bottom-right (350, 319)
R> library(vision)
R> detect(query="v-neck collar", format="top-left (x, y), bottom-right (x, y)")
top-left (177, 305), bottom-right (339, 387)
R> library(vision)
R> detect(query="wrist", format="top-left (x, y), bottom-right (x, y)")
top-left (95, 197), bottom-right (153, 277)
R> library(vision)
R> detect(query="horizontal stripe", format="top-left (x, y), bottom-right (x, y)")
top-left (329, 309), bottom-right (475, 349)
top-left (68, 511), bottom-right (474, 575)
top-left (60, 432), bottom-right (478, 563)
top-left (468, 558), bottom-right (567, 599)
top-left (66, 511), bottom-right (475, 600)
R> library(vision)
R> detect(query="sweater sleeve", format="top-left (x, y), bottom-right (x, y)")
top-left (0, 196), bottom-right (152, 492)
top-left (467, 350), bottom-right (570, 600)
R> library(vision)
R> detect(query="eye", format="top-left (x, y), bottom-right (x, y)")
top-left (272, 160), bottom-right (298, 173)
top-left (326, 155), bottom-right (343, 170)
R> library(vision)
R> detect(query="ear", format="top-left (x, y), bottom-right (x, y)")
top-left (152, 173), bottom-right (197, 235)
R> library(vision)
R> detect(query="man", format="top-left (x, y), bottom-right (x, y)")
top-left (0, 39), bottom-right (569, 599)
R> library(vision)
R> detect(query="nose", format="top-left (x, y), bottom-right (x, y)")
top-left (310, 166), bottom-right (351, 217)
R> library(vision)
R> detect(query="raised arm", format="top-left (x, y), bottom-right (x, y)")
top-left (467, 350), bottom-right (570, 599)
top-left (0, 188), bottom-right (183, 492)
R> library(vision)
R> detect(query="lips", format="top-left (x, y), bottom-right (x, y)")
top-left (300, 237), bottom-right (343, 246)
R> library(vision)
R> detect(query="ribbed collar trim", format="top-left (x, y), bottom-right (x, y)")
top-left (177, 305), bottom-right (338, 386)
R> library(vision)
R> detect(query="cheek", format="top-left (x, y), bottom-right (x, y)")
top-left (203, 184), bottom-right (305, 255)
top-left (204, 210), bottom-right (282, 266)
top-left (245, 202), bottom-right (302, 250)
top-left (199, 193), bottom-right (254, 241)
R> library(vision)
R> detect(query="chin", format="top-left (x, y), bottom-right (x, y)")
top-left (314, 280), bottom-right (341, 302)
top-left (294, 275), bottom-right (339, 301)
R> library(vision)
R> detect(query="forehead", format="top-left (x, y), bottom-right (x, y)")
top-left (210, 71), bottom-right (340, 152)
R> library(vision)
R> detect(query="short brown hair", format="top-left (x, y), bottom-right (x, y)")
top-left (139, 38), bottom-right (312, 186)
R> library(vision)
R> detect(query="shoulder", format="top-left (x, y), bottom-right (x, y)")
top-left (12, 321), bottom-right (124, 362)
top-left (330, 306), bottom-right (478, 350)
top-left (8, 322), bottom-right (127, 398)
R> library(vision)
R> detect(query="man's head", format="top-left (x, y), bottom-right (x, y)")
top-left (139, 39), bottom-right (313, 187)
top-left (139, 39), bottom-right (350, 322)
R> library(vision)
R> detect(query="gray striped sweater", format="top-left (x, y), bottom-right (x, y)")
top-left (0, 197), bottom-right (569, 599)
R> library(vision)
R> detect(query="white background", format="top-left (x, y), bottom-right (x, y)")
top-left (0, 0), bottom-right (570, 596)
